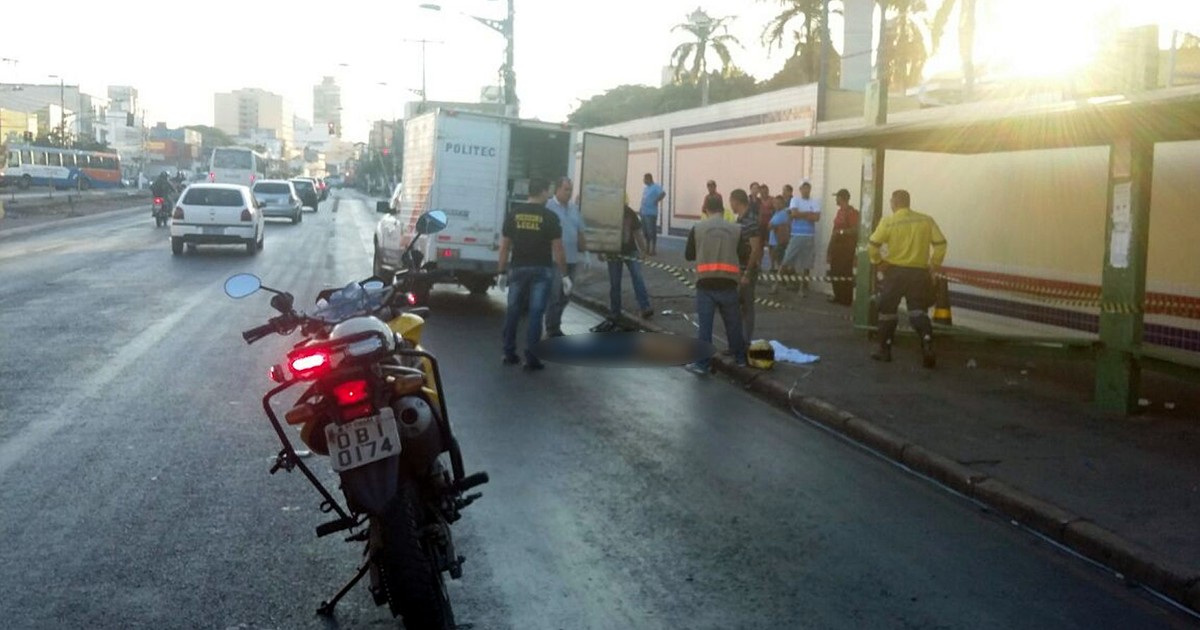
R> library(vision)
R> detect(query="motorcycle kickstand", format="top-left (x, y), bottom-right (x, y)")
top-left (316, 560), bottom-right (371, 617)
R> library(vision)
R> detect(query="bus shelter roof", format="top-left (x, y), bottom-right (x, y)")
top-left (780, 84), bottom-right (1200, 154)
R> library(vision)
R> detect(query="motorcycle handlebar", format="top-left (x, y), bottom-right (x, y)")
top-left (242, 322), bottom-right (276, 344)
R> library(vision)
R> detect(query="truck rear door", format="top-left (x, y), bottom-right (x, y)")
top-left (578, 132), bottom-right (630, 255)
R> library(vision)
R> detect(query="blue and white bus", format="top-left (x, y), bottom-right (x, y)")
top-left (208, 147), bottom-right (267, 188)
top-left (1, 144), bottom-right (123, 190)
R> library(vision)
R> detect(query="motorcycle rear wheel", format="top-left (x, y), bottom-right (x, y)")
top-left (376, 481), bottom-right (454, 630)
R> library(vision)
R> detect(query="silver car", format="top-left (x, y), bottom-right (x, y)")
top-left (251, 180), bottom-right (303, 224)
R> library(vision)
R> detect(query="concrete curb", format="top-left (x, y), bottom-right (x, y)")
top-left (569, 289), bottom-right (1200, 615)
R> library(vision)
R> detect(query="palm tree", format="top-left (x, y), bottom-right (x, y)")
top-left (881, 0), bottom-right (931, 91)
top-left (670, 8), bottom-right (742, 106)
top-left (759, 0), bottom-right (829, 85)
top-left (930, 0), bottom-right (978, 99)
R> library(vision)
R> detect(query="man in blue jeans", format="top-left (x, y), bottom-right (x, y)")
top-left (684, 195), bottom-right (748, 374)
top-left (603, 198), bottom-right (653, 322)
top-left (497, 177), bottom-right (570, 370)
top-left (544, 176), bottom-right (586, 337)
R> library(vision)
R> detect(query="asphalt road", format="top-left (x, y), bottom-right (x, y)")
top-left (0, 191), bottom-right (1191, 629)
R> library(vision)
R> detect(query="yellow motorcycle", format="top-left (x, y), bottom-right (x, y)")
top-left (224, 209), bottom-right (486, 629)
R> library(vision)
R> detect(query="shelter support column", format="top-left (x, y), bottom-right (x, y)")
top-left (854, 74), bottom-right (888, 329)
top-left (1094, 136), bottom-right (1154, 413)
top-left (854, 147), bottom-right (884, 328)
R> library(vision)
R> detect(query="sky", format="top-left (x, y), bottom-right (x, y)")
top-left (3, 0), bottom-right (1197, 143)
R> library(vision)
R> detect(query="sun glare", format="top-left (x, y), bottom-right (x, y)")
top-left (973, 1), bottom-right (1107, 80)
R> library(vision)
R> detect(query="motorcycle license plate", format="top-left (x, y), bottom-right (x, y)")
top-left (325, 408), bottom-right (401, 473)
top-left (202, 226), bottom-right (225, 235)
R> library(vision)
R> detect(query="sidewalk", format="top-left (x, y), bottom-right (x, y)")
top-left (570, 236), bottom-right (1200, 613)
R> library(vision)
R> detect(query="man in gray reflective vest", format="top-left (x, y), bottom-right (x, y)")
top-left (684, 195), bottom-right (748, 375)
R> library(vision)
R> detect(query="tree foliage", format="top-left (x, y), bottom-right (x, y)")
top-left (568, 71), bottom-right (760, 128)
top-left (759, 0), bottom-right (833, 85)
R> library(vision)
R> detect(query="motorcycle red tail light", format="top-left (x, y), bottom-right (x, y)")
top-left (240, 208), bottom-right (252, 221)
top-left (173, 206), bottom-right (184, 220)
top-left (154, 197), bottom-right (163, 204)
top-left (289, 349), bottom-right (330, 378)
top-left (406, 292), bottom-right (417, 305)
top-left (332, 379), bottom-right (370, 406)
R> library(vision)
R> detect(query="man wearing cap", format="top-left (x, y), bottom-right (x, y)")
top-left (827, 188), bottom-right (861, 306)
top-left (775, 180), bottom-right (821, 296)
top-left (868, 189), bottom-right (948, 368)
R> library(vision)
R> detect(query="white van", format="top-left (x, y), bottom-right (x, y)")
top-left (208, 147), bottom-right (267, 188)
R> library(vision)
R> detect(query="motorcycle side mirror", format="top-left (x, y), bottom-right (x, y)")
top-left (224, 273), bottom-right (262, 299)
top-left (414, 210), bottom-right (448, 235)
top-left (270, 293), bottom-right (294, 313)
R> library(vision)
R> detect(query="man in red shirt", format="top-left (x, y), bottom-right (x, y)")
top-left (827, 188), bottom-right (860, 305)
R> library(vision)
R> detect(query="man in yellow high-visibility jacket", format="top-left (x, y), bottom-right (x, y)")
top-left (867, 189), bottom-right (948, 368)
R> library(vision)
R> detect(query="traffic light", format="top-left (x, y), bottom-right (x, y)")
top-left (126, 112), bottom-right (135, 127)
top-left (327, 121), bottom-right (335, 135)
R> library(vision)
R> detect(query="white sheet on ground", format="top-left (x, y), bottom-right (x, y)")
top-left (768, 340), bottom-right (820, 364)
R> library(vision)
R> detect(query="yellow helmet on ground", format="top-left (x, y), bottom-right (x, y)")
top-left (747, 340), bottom-right (775, 370)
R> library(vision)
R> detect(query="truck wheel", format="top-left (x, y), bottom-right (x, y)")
top-left (462, 277), bottom-right (491, 295)
top-left (372, 247), bottom-right (386, 279)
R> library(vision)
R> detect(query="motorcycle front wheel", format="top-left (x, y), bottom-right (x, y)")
top-left (376, 481), bottom-right (454, 630)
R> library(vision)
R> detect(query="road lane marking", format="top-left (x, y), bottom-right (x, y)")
top-left (0, 288), bottom-right (212, 478)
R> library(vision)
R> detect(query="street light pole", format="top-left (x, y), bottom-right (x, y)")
top-left (421, 1), bottom-right (518, 117)
top-left (401, 38), bottom-right (444, 114)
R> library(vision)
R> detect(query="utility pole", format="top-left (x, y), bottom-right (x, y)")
top-left (420, 1), bottom-right (517, 116)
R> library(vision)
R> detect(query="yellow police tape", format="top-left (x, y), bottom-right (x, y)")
top-left (607, 255), bottom-right (1200, 318)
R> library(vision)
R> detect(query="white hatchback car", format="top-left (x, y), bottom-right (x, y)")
top-left (169, 184), bottom-right (265, 256)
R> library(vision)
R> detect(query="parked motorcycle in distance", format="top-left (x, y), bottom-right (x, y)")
top-left (224, 209), bottom-right (487, 629)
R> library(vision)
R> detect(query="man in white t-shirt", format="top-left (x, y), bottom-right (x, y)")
top-left (773, 180), bottom-right (820, 296)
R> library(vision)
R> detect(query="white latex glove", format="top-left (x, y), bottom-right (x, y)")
top-left (497, 273), bottom-right (508, 292)
top-left (561, 276), bottom-right (574, 297)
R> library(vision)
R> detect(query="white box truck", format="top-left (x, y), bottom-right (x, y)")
top-left (372, 109), bottom-right (627, 298)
